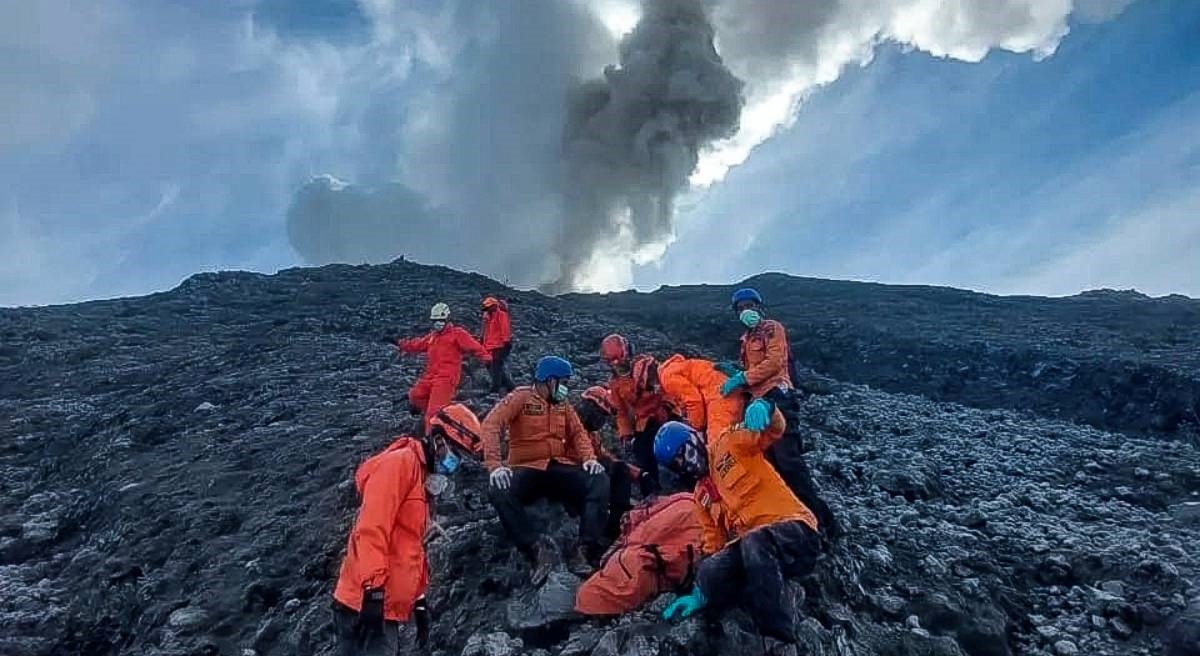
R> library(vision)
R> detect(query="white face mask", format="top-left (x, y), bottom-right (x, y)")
top-left (432, 321), bottom-right (447, 331)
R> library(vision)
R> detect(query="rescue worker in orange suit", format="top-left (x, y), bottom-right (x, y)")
top-left (655, 354), bottom-right (745, 439)
top-left (395, 302), bottom-right (491, 429)
top-left (601, 334), bottom-right (677, 496)
top-left (574, 386), bottom-right (654, 539)
top-left (330, 406), bottom-right (480, 655)
top-left (719, 288), bottom-right (840, 541)
top-left (482, 356), bottom-right (610, 584)
top-left (654, 418), bottom-right (821, 650)
top-left (480, 297), bottom-right (515, 393)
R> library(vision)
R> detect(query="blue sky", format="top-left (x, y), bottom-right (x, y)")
top-left (641, 0), bottom-right (1200, 297)
top-left (1, 0), bottom-right (1197, 306)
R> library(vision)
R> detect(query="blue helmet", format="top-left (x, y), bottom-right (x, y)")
top-left (654, 421), bottom-right (696, 464)
top-left (534, 356), bottom-right (573, 382)
top-left (731, 287), bottom-right (764, 309)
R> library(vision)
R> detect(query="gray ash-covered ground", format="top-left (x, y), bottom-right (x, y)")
top-left (565, 273), bottom-right (1200, 438)
top-left (1, 260), bottom-right (1198, 656)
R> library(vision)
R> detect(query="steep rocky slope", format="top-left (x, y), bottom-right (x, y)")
top-left (1, 260), bottom-right (1198, 656)
top-left (566, 273), bottom-right (1200, 438)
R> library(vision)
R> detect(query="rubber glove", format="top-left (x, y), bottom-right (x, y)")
top-left (719, 372), bottom-right (747, 397)
top-left (743, 399), bottom-right (772, 431)
top-left (489, 466), bottom-right (513, 490)
top-left (662, 585), bottom-right (707, 621)
top-left (583, 459), bottom-right (605, 475)
top-left (714, 361), bottom-right (743, 377)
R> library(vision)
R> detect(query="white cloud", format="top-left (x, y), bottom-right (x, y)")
top-left (1004, 190), bottom-right (1200, 297)
top-left (0, 0), bottom-right (128, 149)
top-left (694, 0), bottom-right (1126, 189)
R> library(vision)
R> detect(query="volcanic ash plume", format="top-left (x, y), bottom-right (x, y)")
top-left (552, 0), bottom-right (744, 291)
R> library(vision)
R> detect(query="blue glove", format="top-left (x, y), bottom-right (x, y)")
top-left (662, 585), bottom-right (707, 621)
top-left (714, 361), bottom-right (743, 377)
top-left (744, 399), bottom-right (771, 431)
top-left (719, 372), bottom-right (746, 397)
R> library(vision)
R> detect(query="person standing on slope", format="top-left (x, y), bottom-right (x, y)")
top-left (654, 419), bottom-right (822, 652)
top-left (601, 334), bottom-right (676, 496)
top-left (395, 302), bottom-right (491, 430)
top-left (719, 288), bottom-right (841, 541)
top-left (480, 296), bottom-right (516, 394)
top-left (482, 356), bottom-right (610, 584)
top-left (330, 411), bottom-right (479, 655)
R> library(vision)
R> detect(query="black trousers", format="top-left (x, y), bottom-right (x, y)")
top-left (331, 603), bottom-right (400, 656)
top-left (696, 521), bottom-right (821, 643)
top-left (605, 460), bottom-right (634, 539)
top-left (629, 418), bottom-right (666, 496)
top-left (488, 343), bottom-right (516, 393)
top-left (488, 462), bottom-right (610, 550)
top-left (763, 388), bottom-right (840, 538)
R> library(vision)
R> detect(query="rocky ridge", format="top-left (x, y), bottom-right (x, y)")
top-left (1, 260), bottom-right (1198, 656)
top-left (566, 273), bottom-right (1200, 438)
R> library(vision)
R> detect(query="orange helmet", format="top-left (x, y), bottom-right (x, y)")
top-left (481, 296), bottom-right (500, 310)
top-left (581, 386), bottom-right (616, 416)
top-left (427, 404), bottom-right (483, 455)
top-left (631, 354), bottom-right (658, 393)
top-left (600, 334), bottom-right (630, 364)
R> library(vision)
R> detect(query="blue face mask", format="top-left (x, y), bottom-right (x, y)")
top-left (739, 309), bottom-right (761, 329)
top-left (437, 451), bottom-right (460, 475)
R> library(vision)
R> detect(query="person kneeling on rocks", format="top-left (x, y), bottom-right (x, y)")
top-left (574, 385), bottom-right (654, 539)
top-left (331, 408), bottom-right (480, 655)
top-left (482, 356), bottom-right (610, 585)
top-left (653, 418), bottom-right (822, 649)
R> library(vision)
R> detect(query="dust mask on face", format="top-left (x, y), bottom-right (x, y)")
top-left (433, 321), bottom-right (447, 331)
top-left (552, 384), bottom-right (569, 404)
top-left (739, 309), bottom-right (761, 329)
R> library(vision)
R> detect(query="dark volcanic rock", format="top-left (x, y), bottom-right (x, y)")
top-left (565, 273), bottom-right (1200, 438)
top-left (1, 260), bottom-right (1198, 656)
top-left (1165, 597), bottom-right (1200, 656)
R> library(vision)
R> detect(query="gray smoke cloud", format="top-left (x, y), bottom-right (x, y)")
top-left (278, 0), bottom-right (1133, 293)
top-left (286, 175), bottom-right (443, 266)
top-left (552, 0), bottom-right (744, 291)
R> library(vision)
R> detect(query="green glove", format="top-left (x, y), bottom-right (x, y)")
top-left (714, 361), bottom-right (743, 377)
top-left (719, 372), bottom-right (746, 397)
top-left (662, 585), bottom-right (707, 621)
top-left (744, 399), bottom-right (772, 431)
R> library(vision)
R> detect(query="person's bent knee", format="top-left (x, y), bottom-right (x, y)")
top-left (488, 484), bottom-right (517, 507)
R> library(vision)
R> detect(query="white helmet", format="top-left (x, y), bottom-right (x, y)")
top-left (430, 303), bottom-right (451, 321)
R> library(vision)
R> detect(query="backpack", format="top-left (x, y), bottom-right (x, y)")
top-left (575, 493), bottom-right (703, 615)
